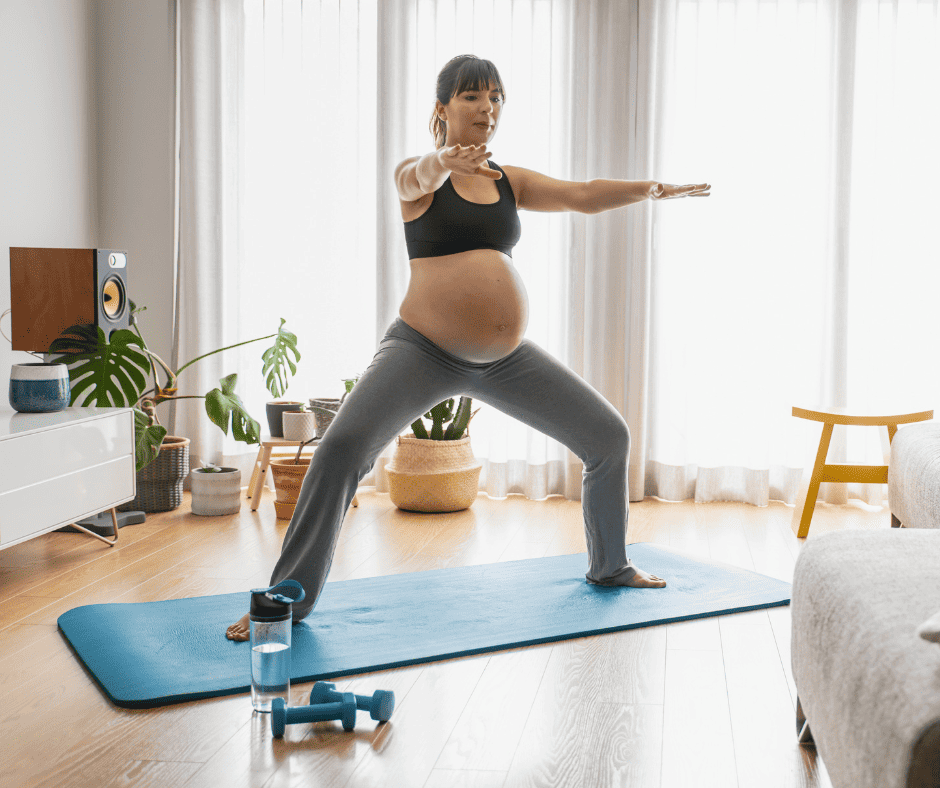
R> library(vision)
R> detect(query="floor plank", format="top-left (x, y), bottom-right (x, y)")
top-left (660, 649), bottom-right (737, 788)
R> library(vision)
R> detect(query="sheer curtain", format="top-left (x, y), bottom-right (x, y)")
top-left (174, 0), bottom-right (379, 479)
top-left (642, 0), bottom-right (940, 507)
top-left (175, 0), bottom-right (939, 509)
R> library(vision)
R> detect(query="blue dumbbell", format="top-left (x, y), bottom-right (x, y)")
top-left (309, 681), bottom-right (395, 722)
top-left (270, 692), bottom-right (357, 737)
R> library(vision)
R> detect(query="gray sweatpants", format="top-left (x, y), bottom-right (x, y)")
top-left (270, 317), bottom-right (637, 621)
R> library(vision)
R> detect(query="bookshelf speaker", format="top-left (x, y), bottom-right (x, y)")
top-left (9, 247), bottom-right (130, 353)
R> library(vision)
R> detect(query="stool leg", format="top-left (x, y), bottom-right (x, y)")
top-left (352, 493), bottom-right (359, 507)
top-left (251, 446), bottom-right (273, 512)
top-left (792, 421), bottom-right (834, 538)
top-left (247, 448), bottom-right (263, 499)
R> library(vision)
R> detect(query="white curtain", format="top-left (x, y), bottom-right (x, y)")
top-left (174, 0), bottom-right (379, 481)
top-left (642, 0), bottom-right (940, 507)
top-left (175, 0), bottom-right (939, 508)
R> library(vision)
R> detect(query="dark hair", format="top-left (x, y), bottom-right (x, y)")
top-left (430, 55), bottom-right (506, 150)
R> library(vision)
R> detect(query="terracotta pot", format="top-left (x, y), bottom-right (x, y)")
top-left (385, 435), bottom-right (482, 512)
top-left (270, 457), bottom-right (310, 519)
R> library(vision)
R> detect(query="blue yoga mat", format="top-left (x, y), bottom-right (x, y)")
top-left (58, 546), bottom-right (790, 708)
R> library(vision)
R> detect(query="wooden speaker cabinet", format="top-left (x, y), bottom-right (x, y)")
top-left (9, 247), bottom-right (129, 353)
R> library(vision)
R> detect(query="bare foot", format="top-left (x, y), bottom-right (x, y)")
top-left (226, 612), bottom-right (250, 641)
top-left (622, 567), bottom-right (667, 588)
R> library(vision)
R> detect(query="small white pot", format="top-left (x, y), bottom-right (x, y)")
top-left (190, 467), bottom-right (242, 516)
top-left (282, 410), bottom-right (318, 442)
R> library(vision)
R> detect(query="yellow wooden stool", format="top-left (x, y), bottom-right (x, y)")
top-left (791, 404), bottom-right (933, 537)
top-left (247, 435), bottom-right (359, 513)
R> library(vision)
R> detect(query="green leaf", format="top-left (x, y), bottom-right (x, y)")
top-left (411, 417), bottom-right (429, 439)
top-left (48, 324), bottom-right (150, 408)
top-left (205, 373), bottom-right (261, 445)
top-left (133, 408), bottom-right (167, 471)
top-left (444, 396), bottom-right (474, 440)
top-left (260, 318), bottom-right (301, 399)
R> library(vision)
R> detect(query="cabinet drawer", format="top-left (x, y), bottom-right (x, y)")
top-left (0, 455), bottom-right (135, 546)
top-left (0, 412), bottom-right (133, 495)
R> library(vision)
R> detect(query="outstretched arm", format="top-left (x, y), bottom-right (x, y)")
top-left (509, 166), bottom-right (710, 214)
top-left (583, 179), bottom-right (710, 214)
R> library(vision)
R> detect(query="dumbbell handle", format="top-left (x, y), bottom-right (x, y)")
top-left (284, 699), bottom-right (350, 723)
top-left (310, 682), bottom-right (395, 722)
top-left (271, 694), bottom-right (357, 737)
top-left (352, 693), bottom-right (376, 711)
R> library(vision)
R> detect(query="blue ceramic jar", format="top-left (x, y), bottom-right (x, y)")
top-left (8, 363), bottom-right (71, 413)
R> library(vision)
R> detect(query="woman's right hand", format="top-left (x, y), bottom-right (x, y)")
top-left (438, 144), bottom-right (502, 180)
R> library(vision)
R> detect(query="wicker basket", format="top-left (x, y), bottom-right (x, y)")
top-left (117, 435), bottom-right (190, 513)
top-left (385, 435), bottom-right (482, 512)
top-left (270, 457), bottom-right (311, 519)
top-left (309, 398), bottom-right (342, 438)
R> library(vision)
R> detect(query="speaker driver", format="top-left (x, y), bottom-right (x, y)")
top-left (102, 275), bottom-right (126, 320)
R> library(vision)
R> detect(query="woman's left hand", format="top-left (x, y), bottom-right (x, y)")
top-left (650, 182), bottom-right (711, 200)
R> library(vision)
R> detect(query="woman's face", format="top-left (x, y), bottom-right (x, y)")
top-left (439, 80), bottom-right (504, 146)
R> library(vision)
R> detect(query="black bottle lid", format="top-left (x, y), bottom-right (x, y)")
top-left (248, 579), bottom-right (305, 622)
top-left (249, 588), bottom-right (292, 622)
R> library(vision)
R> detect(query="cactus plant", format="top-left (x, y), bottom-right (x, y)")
top-left (410, 396), bottom-right (481, 441)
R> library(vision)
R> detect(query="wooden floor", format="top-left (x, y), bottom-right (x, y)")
top-left (0, 485), bottom-right (890, 788)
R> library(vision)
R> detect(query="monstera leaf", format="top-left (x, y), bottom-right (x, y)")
top-left (132, 407), bottom-right (168, 472)
top-left (205, 373), bottom-right (261, 445)
top-left (48, 324), bottom-right (150, 408)
top-left (260, 318), bottom-right (301, 398)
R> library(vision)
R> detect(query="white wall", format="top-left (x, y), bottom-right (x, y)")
top-left (0, 0), bottom-right (176, 398)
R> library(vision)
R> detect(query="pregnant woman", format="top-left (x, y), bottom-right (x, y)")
top-left (227, 54), bottom-right (710, 640)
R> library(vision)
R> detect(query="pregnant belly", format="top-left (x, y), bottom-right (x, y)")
top-left (399, 251), bottom-right (530, 364)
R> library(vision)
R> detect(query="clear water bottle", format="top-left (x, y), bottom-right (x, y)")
top-left (249, 580), bottom-right (304, 713)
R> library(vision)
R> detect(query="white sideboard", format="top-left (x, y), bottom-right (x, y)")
top-left (0, 406), bottom-right (136, 549)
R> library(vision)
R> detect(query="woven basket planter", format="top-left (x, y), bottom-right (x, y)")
top-left (386, 435), bottom-right (483, 513)
top-left (117, 435), bottom-right (190, 513)
top-left (309, 398), bottom-right (342, 438)
top-left (270, 457), bottom-right (311, 520)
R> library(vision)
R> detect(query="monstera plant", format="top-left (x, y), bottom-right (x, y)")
top-left (48, 302), bottom-right (300, 472)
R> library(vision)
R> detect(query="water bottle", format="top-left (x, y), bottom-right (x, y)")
top-left (249, 579), bottom-right (305, 713)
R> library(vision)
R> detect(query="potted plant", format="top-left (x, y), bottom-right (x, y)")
top-left (270, 374), bottom-right (363, 518)
top-left (265, 400), bottom-right (304, 437)
top-left (385, 396), bottom-right (484, 512)
top-left (308, 371), bottom-right (364, 438)
top-left (47, 303), bottom-right (300, 512)
top-left (269, 447), bottom-right (312, 520)
top-left (190, 461), bottom-right (241, 516)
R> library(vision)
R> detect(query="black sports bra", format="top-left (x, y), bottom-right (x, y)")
top-left (403, 160), bottom-right (522, 259)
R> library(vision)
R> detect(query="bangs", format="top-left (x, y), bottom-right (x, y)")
top-left (453, 60), bottom-right (506, 100)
